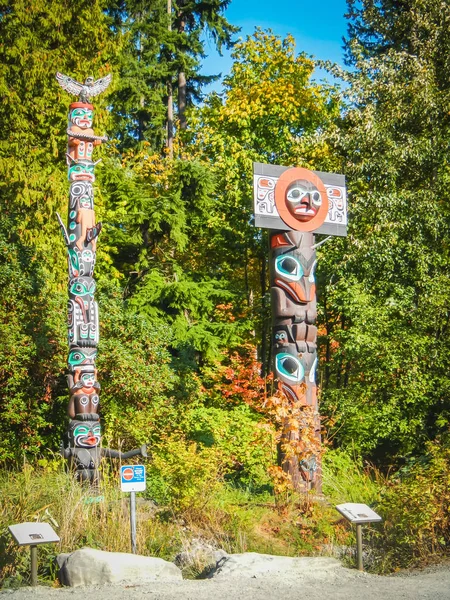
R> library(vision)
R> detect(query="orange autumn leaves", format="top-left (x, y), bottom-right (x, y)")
top-left (207, 346), bottom-right (322, 490)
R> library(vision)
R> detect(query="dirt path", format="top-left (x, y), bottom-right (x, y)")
top-left (2, 563), bottom-right (450, 600)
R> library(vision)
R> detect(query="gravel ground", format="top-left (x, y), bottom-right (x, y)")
top-left (2, 563), bottom-right (450, 600)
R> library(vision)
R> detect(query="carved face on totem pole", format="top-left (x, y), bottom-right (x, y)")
top-left (273, 321), bottom-right (316, 405)
top-left (285, 180), bottom-right (323, 223)
top-left (68, 417), bottom-right (101, 448)
top-left (68, 247), bottom-right (95, 278)
top-left (68, 347), bottom-right (97, 370)
top-left (275, 350), bottom-right (305, 401)
top-left (70, 182), bottom-right (94, 210)
top-left (68, 159), bottom-right (96, 182)
top-left (67, 101), bottom-right (106, 164)
top-left (274, 168), bottom-right (329, 232)
top-left (271, 232), bottom-right (317, 305)
top-left (273, 329), bottom-right (318, 405)
top-left (68, 277), bottom-right (98, 347)
top-left (69, 104), bottom-right (94, 129)
top-left (69, 276), bottom-right (96, 300)
top-left (67, 369), bottom-right (101, 418)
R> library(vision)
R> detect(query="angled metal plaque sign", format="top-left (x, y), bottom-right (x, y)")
top-left (336, 503), bottom-right (382, 524)
top-left (8, 522), bottom-right (60, 546)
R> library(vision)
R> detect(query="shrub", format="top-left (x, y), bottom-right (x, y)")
top-left (373, 441), bottom-right (450, 571)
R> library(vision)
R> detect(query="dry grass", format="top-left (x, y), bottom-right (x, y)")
top-left (0, 457), bottom-right (352, 586)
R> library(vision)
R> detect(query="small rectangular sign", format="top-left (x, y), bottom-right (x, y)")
top-left (336, 503), bottom-right (382, 524)
top-left (8, 522), bottom-right (60, 546)
top-left (120, 464), bottom-right (146, 492)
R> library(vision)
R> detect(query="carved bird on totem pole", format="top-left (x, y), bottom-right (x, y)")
top-left (55, 73), bottom-right (112, 103)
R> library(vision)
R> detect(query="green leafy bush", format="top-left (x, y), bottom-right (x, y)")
top-left (373, 441), bottom-right (450, 571)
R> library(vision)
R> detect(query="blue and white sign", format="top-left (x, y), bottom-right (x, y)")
top-left (120, 464), bottom-right (146, 492)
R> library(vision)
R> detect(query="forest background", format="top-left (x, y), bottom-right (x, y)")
top-left (2, 0), bottom-right (450, 582)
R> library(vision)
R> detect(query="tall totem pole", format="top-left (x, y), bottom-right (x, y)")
top-left (253, 163), bottom-right (347, 492)
top-left (56, 73), bottom-right (145, 485)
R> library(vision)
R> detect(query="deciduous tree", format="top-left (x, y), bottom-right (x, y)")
top-left (319, 0), bottom-right (450, 462)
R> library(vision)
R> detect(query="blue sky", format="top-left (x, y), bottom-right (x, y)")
top-left (201, 0), bottom-right (349, 93)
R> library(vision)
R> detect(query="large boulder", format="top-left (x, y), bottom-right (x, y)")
top-left (209, 552), bottom-right (345, 579)
top-left (57, 547), bottom-right (182, 587)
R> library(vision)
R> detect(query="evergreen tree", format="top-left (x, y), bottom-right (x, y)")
top-left (107, 0), bottom-right (171, 150)
top-left (108, 0), bottom-right (237, 150)
top-left (172, 0), bottom-right (238, 129)
top-left (102, 2), bottom-right (239, 360)
top-left (0, 221), bottom-right (66, 460)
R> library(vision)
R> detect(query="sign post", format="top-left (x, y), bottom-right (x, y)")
top-left (335, 503), bottom-right (382, 571)
top-left (120, 464), bottom-right (146, 554)
top-left (8, 522), bottom-right (60, 586)
top-left (130, 489), bottom-right (137, 554)
top-left (356, 522), bottom-right (363, 571)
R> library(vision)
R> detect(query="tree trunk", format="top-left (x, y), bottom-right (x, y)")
top-left (137, 12), bottom-right (145, 142)
top-left (177, 7), bottom-right (187, 130)
top-left (167, 81), bottom-right (173, 157)
top-left (178, 70), bottom-right (187, 130)
top-left (167, 0), bottom-right (173, 157)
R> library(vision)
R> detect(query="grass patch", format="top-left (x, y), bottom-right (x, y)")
top-left (3, 444), bottom-right (449, 586)
top-left (0, 457), bottom-right (351, 586)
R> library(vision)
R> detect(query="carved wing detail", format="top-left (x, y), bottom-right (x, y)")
top-left (89, 74), bottom-right (112, 98)
top-left (56, 72), bottom-right (84, 96)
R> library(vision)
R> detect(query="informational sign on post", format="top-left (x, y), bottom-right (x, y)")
top-left (336, 503), bottom-right (382, 524)
top-left (120, 464), bottom-right (146, 554)
top-left (335, 503), bottom-right (382, 571)
top-left (120, 464), bottom-right (146, 492)
top-left (8, 522), bottom-right (60, 586)
top-left (8, 522), bottom-right (60, 546)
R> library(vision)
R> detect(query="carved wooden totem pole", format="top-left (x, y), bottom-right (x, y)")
top-left (253, 163), bottom-right (347, 492)
top-left (56, 73), bottom-right (145, 485)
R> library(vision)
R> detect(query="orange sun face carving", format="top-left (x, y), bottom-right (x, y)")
top-left (275, 167), bottom-right (329, 232)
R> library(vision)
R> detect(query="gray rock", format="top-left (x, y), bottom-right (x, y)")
top-left (174, 537), bottom-right (228, 574)
top-left (54, 553), bottom-right (71, 586)
top-left (209, 552), bottom-right (345, 579)
top-left (57, 547), bottom-right (182, 587)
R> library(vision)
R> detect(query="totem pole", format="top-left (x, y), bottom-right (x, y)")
top-left (253, 163), bottom-right (347, 492)
top-left (56, 73), bottom-right (146, 485)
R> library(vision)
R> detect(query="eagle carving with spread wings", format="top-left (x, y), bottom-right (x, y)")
top-left (56, 73), bottom-right (112, 103)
